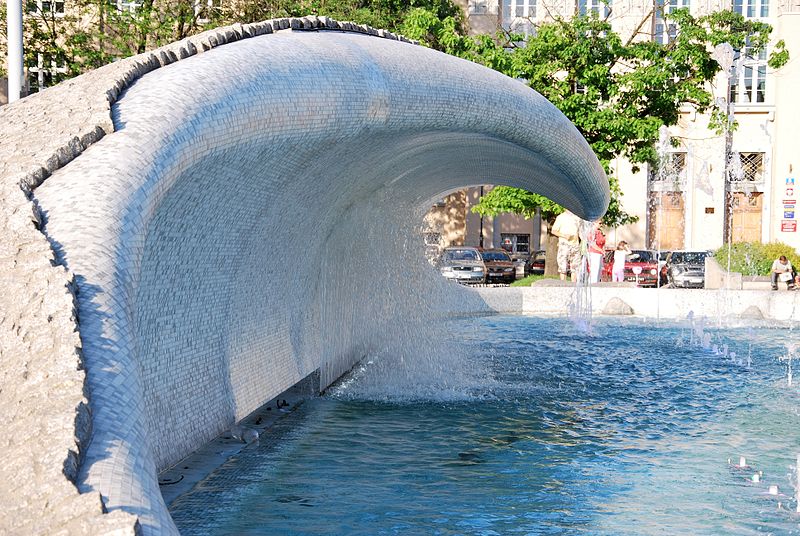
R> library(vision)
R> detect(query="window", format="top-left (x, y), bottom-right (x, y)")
top-left (423, 232), bottom-right (442, 247)
top-left (512, 0), bottom-right (535, 17)
top-left (653, 0), bottom-right (688, 44)
top-left (729, 40), bottom-right (767, 104)
top-left (469, 0), bottom-right (489, 14)
top-left (649, 152), bottom-right (687, 183)
top-left (116, 0), bottom-right (142, 12)
top-left (29, 0), bottom-right (64, 15)
top-left (500, 234), bottom-right (530, 253)
top-left (502, 0), bottom-right (535, 36)
top-left (27, 54), bottom-right (68, 93)
top-left (577, 0), bottom-right (610, 18)
top-left (445, 249), bottom-right (480, 261)
top-left (729, 152), bottom-right (764, 183)
top-left (733, 0), bottom-right (768, 18)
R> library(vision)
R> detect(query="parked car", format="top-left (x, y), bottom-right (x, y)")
top-left (526, 250), bottom-right (546, 275)
top-left (480, 248), bottom-right (516, 284)
top-left (601, 249), bottom-right (660, 287)
top-left (509, 252), bottom-right (530, 277)
top-left (662, 250), bottom-right (710, 288)
top-left (439, 247), bottom-right (486, 284)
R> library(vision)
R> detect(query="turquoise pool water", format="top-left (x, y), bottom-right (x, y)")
top-left (170, 316), bottom-right (800, 535)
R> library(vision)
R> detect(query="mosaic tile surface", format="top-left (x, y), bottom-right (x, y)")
top-left (33, 28), bottom-right (608, 534)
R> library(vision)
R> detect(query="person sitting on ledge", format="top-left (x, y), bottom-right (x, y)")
top-left (771, 255), bottom-right (795, 290)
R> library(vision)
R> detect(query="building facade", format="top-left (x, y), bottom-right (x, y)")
top-left (426, 0), bottom-right (800, 257)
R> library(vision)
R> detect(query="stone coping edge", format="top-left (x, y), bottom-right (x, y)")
top-left (0, 17), bottom-right (416, 535)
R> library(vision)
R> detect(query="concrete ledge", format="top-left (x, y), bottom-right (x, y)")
top-left (473, 285), bottom-right (800, 321)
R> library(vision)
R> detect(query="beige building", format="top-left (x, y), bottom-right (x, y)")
top-left (427, 0), bottom-right (800, 257)
top-left (423, 187), bottom-right (543, 256)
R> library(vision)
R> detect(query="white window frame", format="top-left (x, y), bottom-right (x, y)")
top-left (469, 0), bottom-right (490, 14)
top-left (577, 0), bottom-right (611, 18)
top-left (502, 0), bottom-right (536, 36)
top-left (733, 0), bottom-right (769, 19)
top-left (649, 152), bottom-right (687, 188)
top-left (729, 41), bottom-right (768, 104)
top-left (728, 152), bottom-right (765, 184)
top-left (653, 0), bottom-right (689, 45)
top-left (116, 0), bottom-right (142, 13)
top-left (28, 53), bottom-right (68, 92)
top-left (33, 0), bottom-right (65, 16)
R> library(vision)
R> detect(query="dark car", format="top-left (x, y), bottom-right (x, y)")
top-left (601, 249), bottom-right (660, 287)
top-left (480, 248), bottom-right (516, 284)
top-left (526, 250), bottom-right (546, 275)
top-left (439, 246), bottom-right (486, 284)
top-left (663, 250), bottom-right (709, 288)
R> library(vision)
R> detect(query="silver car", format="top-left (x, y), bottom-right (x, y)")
top-left (664, 250), bottom-right (709, 288)
top-left (439, 247), bottom-right (485, 284)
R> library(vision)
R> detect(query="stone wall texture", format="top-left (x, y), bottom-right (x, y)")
top-left (0, 17), bottom-right (608, 535)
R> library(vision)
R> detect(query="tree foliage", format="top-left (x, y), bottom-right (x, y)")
top-left (0, 0), bottom-right (462, 89)
top-left (471, 175), bottom-right (633, 228)
top-left (714, 241), bottom-right (800, 276)
top-left (403, 7), bottom-right (788, 227)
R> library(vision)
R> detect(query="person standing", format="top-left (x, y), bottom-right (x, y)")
top-left (587, 222), bottom-right (606, 283)
top-left (611, 241), bottom-right (631, 282)
top-left (552, 211), bottom-right (581, 282)
top-left (771, 255), bottom-right (795, 290)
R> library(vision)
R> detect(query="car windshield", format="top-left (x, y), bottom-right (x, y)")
top-left (533, 252), bottom-right (545, 261)
top-left (444, 249), bottom-right (479, 261)
top-left (481, 251), bottom-right (511, 262)
top-left (671, 251), bottom-right (707, 264)
top-left (628, 250), bottom-right (654, 262)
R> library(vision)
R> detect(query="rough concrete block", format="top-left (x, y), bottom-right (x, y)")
top-left (602, 297), bottom-right (634, 315)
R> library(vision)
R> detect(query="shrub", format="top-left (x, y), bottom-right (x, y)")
top-left (713, 241), bottom-right (800, 276)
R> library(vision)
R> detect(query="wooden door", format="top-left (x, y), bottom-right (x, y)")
top-left (727, 192), bottom-right (762, 243)
top-left (648, 192), bottom-right (685, 250)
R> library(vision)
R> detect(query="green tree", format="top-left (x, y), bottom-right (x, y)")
top-left (404, 7), bottom-right (788, 272)
top-left (1, 0), bottom-right (462, 94)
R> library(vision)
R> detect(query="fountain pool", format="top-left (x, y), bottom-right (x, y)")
top-left (169, 315), bottom-right (800, 535)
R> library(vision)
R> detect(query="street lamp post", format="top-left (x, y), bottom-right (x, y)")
top-left (713, 42), bottom-right (735, 242)
top-left (6, 0), bottom-right (24, 103)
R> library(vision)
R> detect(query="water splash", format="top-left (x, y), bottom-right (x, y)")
top-left (327, 320), bottom-right (499, 403)
top-left (567, 219), bottom-right (595, 334)
top-left (778, 343), bottom-right (797, 387)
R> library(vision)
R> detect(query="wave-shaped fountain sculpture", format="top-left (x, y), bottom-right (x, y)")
top-left (1, 17), bottom-right (608, 534)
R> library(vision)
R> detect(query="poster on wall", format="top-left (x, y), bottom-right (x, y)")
top-left (787, 188), bottom-right (795, 197)
top-left (782, 220), bottom-right (797, 233)
top-left (786, 210), bottom-right (796, 219)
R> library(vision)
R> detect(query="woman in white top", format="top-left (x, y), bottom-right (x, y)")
top-left (612, 241), bottom-right (631, 282)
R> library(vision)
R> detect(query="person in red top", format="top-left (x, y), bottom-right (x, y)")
top-left (587, 222), bottom-right (606, 284)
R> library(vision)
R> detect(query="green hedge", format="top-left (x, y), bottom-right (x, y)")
top-left (713, 241), bottom-right (800, 276)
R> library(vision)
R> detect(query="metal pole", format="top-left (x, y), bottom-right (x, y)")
top-left (478, 186), bottom-right (484, 248)
top-left (6, 0), bottom-right (24, 103)
top-left (725, 94), bottom-right (735, 244)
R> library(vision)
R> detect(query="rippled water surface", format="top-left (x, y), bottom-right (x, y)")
top-left (170, 316), bottom-right (800, 535)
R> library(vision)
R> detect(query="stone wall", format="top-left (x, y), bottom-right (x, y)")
top-left (475, 285), bottom-right (800, 320)
top-left (0, 18), bottom-right (608, 535)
